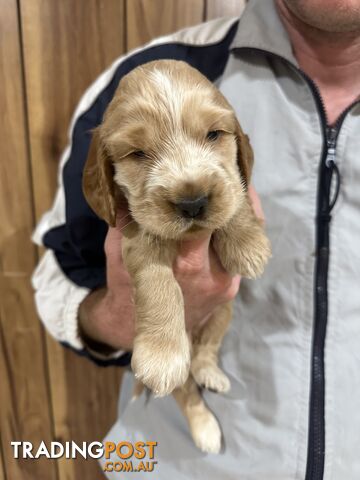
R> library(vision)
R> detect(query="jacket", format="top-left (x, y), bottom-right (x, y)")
top-left (32, 0), bottom-right (360, 478)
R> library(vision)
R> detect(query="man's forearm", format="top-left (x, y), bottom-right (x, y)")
top-left (78, 287), bottom-right (135, 352)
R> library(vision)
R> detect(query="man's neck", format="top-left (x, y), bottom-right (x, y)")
top-left (276, 0), bottom-right (360, 125)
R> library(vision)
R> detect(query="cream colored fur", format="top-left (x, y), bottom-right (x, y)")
top-left (82, 60), bottom-right (271, 453)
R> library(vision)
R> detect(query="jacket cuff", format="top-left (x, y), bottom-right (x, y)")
top-left (32, 250), bottom-right (130, 366)
top-left (63, 285), bottom-right (91, 349)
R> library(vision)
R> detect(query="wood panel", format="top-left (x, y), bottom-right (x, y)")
top-left (126, 0), bottom-right (205, 50)
top-left (206, 0), bottom-right (246, 19)
top-left (0, 441), bottom-right (5, 480)
top-left (0, 278), bottom-right (59, 480)
top-left (45, 346), bottom-right (122, 479)
top-left (18, 1), bottom-right (126, 479)
top-left (0, 0), bottom-right (57, 479)
top-left (20, 0), bottom-right (126, 221)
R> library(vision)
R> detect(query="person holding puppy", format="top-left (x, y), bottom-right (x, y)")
top-left (32, 0), bottom-right (360, 479)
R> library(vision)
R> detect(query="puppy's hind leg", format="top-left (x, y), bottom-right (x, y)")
top-left (173, 376), bottom-right (222, 454)
top-left (190, 302), bottom-right (232, 394)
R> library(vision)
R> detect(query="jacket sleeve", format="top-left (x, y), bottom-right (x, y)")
top-left (30, 49), bottom-right (137, 366)
top-left (31, 115), bottom-right (132, 366)
top-left (31, 16), bottom-right (240, 366)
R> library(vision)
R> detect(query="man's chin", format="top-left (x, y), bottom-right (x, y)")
top-left (280, 0), bottom-right (360, 34)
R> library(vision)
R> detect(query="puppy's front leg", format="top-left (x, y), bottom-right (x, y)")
top-left (213, 197), bottom-right (271, 278)
top-left (123, 233), bottom-right (190, 397)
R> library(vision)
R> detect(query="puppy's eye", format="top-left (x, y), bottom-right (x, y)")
top-left (206, 130), bottom-right (220, 141)
top-left (132, 150), bottom-right (147, 158)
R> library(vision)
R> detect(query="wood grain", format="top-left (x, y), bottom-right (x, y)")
top-left (0, 441), bottom-right (5, 480)
top-left (18, 1), bottom-right (126, 479)
top-left (0, 0), bottom-right (57, 477)
top-left (20, 0), bottom-right (126, 221)
top-left (206, 0), bottom-right (246, 19)
top-left (0, 278), bottom-right (58, 480)
top-left (45, 343), bottom-right (122, 478)
top-left (126, 0), bottom-right (205, 50)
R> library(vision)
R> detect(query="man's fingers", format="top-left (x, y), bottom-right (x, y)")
top-left (248, 184), bottom-right (265, 221)
top-left (175, 234), bottom-right (211, 273)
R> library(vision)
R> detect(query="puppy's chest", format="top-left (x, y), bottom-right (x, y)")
top-left (121, 227), bottom-right (177, 274)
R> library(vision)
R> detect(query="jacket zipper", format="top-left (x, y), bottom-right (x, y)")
top-left (233, 46), bottom-right (359, 480)
top-left (305, 123), bottom-right (340, 480)
top-left (298, 77), bottom-right (355, 480)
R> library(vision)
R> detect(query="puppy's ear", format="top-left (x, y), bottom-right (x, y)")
top-left (234, 119), bottom-right (254, 189)
top-left (82, 129), bottom-right (117, 227)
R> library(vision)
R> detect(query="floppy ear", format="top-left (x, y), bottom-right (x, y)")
top-left (82, 129), bottom-right (117, 227)
top-left (234, 119), bottom-right (254, 189)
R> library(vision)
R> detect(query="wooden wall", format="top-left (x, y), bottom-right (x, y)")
top-left (0, 1), bottom-right (245, 478)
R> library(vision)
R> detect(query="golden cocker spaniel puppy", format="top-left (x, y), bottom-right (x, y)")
top-left (83, 60), bottom-right (271, 453)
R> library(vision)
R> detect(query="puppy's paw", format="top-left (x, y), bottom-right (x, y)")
top-left (235, 231), bottom-right (271, 278)
top-left (131, 335), bottom-right (190, 397)
top-left (190, 410), bottom-right (222, 454)
top-left (214, 228), bottom-right (271, 278)
top-left (191, 362), bottom-right (231, 394)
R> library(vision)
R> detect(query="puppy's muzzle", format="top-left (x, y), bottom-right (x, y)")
top-left (174, 196), bottom-right (208, 219)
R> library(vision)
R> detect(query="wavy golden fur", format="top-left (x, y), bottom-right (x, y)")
top-left (83, 60), bottom-right (270, 453)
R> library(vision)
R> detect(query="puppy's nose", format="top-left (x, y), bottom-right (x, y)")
top-left (175, 196), bottom-right (208, 219)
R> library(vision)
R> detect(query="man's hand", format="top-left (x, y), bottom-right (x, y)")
top-left (79, 186), bottom-right (264, 352)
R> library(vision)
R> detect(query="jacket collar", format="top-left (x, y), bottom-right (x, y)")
top-left (230, 0), bottom-right (298, 67)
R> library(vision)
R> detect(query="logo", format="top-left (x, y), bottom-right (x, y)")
top-left (103, 441), bottom-right (158, 473)
top-left (10, 440), bottom-right (158, 474)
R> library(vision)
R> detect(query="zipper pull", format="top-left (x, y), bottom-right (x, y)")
top-left (325, 127), bottom-right (341, 212)
top-left (325, 146), bottom-right (336, 167)
top-left (325, 127), bottom-right (337, 168)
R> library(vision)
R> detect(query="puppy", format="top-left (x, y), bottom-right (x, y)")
top-left (83, 59), bottom-right (271, 453)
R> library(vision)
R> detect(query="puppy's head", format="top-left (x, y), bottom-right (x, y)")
top-left (83, 60), bottom-right (253, 239)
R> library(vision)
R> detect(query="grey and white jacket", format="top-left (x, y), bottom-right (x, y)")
top-left (32, 0), bottom-right (360, 478)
